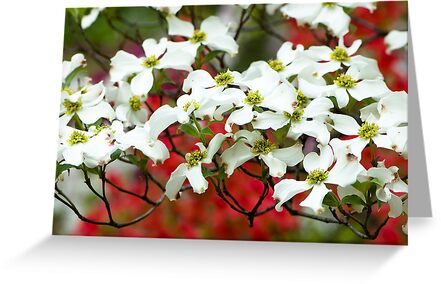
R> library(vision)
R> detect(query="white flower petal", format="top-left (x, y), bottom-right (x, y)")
top-left (130, 69), bottom-right (154, 96)
top-left (205, 133), bottom-right (228, 162)
top-left (349, 79), bottom-right (390, 101)
top-left (272, 143), bottom-right (304, 167)
top-left (148, 105), bottom-right (179, 139)
top-left (77, 101), bottom-right (115, 124)
top-left (384, 30), bottom-right (408, 54)
top-left (261, 153), bottom-right (287, 177)
top-left (291, 119), bottom-right (331, 145)
top-left (110, 51), bottom-right (143, 82)
top-left (185, 164), bottom-right (209, 194)
top-left (165, 163), bottom-right (188, 201)
top-left (327, 154), bottom-right (365, 187)
top-left (337, 185), bottom-right (366, 213)
top-left (182, 70), bottom-right (215, 92)
top-left (303, 144), bottom-right (334, 173)
top-left (225, 106), bottom-right (253, 132)
top-left (273, 179), bottom-right (311, 212)
top-left (300, 183), bottom-right (331, 212)
top-left (377, 91), bottom-right (407, 128)
top-left (220, 141), bottom-right (255, 177)
top-left (387, 193), bottom-right (403, 218)
top-left (330, 114), bottom-right (360, 136)
top-left (142, 38), bottom-right (167, 58)
top-left (252, 111), bottom-right (289, 130)
top-left (167, 15), bottom-right (194, 37)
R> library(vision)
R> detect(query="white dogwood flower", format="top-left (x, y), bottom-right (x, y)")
top-left (116, 121), bottom-right (170, 165)
top-left (329, 112), bottom-right (396, 159)
top-left (182, 69), bottom-right (243, 93)
top-left (361, 161), bottom-right (408, 217)
top-left (167, 15), bottom-right (239, 56)
top-left (110, 37), bottom-right (194, 96)
top-left (267, 42), bottom-right (313, 78)
top-left (224, 61), bottom-right (285, 132)
top-left (58, 126), bottom-right (93, 166)
top-left (281, 2), bottom-right (375, 37)
top-left (299, 63), bottom-right (389, 108)
top-left (253, 90), bottom-right (333, 145)
top-left (221, 130), bottom-right (304, 178)
top-left (114, 81), bottom-right (148, 126)
top-left (384, 30), bottom-right (408, 54)
top-left (147, 86), bottom-right (231, 139)
top-left (83, 120), bottom-right (124, 167)
top-left (165, 134), bottom-right (228, 200)
top-left (60, 81), bottom-right (115, 125)
top-left (273, 144), bottom-right (364, 213)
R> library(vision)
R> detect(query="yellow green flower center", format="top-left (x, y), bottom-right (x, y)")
top-left (129, 96), bottom-right (142, 111)
top-left (189, 30), bottom-right (207, 44)
top-left (358, 122), bottom-right (379, 139)
top-left (330, 47), bottom-right (350, 62)
top-left (251, 139), bottom-right (276, 155)
top-left (214, 71), bottom-right (234, 86)
top-left (284, 108), bottom-right (304, 123)
top-left (295, 90), bottom-right (308, 108)
top-left (186, 150), bottom-right (207, 167)
top-left (62, 87), bottom-right (74, 95)
top-left (334, 74), bottom-right (357, 88)
top-left (322, 2), bottom-right (337, 7)
top-left (268, 59), bottom-right (285, 72)
top-left (306, 169), bottom-right (329, 185)
top-left (244, 90), bottom-right (264, 106)
top-left (63, 99), bottom-right (82, 115)
top-left (67, 131), bottom-right (89, 145)
top-left (183, 100), bottom-right (200, 112)
top-left (142, 55), bottom-right (160, 68)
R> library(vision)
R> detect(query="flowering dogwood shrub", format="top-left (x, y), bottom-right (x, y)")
top-left (55, 3), bottom-right (408, 242)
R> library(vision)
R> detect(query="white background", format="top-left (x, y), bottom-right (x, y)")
top-left (0, 0), bottom-right (438, 283)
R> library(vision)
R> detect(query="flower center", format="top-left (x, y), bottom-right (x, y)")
top-left (62, 87), bottom-right (74, 95)
top-left (306, 169), bottom-right (329, 185)
top-left (295, 90), bottom-right (308, 108)
top-left (189, 30), bottom-right (207, 44)
top-left (268, 59), bottom-right (285, 72)
top-left (330, 47), bottom-right (350, 62)
top-left (214, 71), bottom-right (234, 86)
top-left (183, 100), bottom-right (200, 112)
top-left (142, 55), bottom-right (160, 68)
top-left (251, 139), bottom-right (276, 155)
top-left (322, 2), bottom-right (337, 7)
top-left (63, 99), bottom-right (82, 115)
top-left (186, 150), bottom-right (207, 167)
top-left (284, 108), bottom-right (304, 123)
top-left (67, 131), bottom-right (89, 145)
top-left (244, 90), bottom-right (264, 106)
top-left (358, 122), bottom-right (379, 139)
top-left (129, 96), bottom-right (142, 111)
top-left (334, 74), bottom-right (357, 88)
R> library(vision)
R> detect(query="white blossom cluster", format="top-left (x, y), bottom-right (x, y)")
top-left (58, 4), bottom-right (408, 222)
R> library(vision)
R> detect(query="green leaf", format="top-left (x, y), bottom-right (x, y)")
top-left (201, 127), bottom-right (215, 137)
top-left (202, 167), bottom-right (216, 178)
top-left (341, 195), bottom-right (366, 206)
top-left (125, 154), bottom-right (140, 166)
top-left (274, 123), bottom-right (290, 145)
top-left (56, 163), bottom-right (76, 179)
top-left (63, 66), bottom-right (86, 87)
top-left (203, 50), bottom-right (224, 63)
top-left (179, 123), bottom-right (200, 138)
top-left (322, 192), bottom-right (339, 207)
top-left (110, 149), bottom-right (122, 161)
